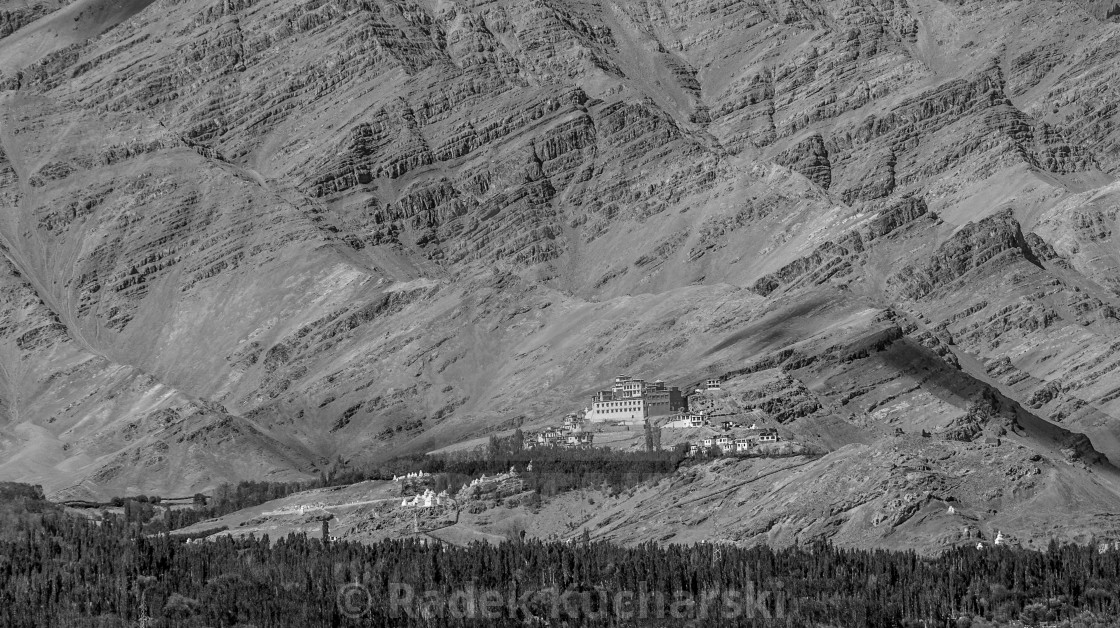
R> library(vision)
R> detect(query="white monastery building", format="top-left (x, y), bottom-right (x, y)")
top-left (587, 376), bottom-right (684, 424)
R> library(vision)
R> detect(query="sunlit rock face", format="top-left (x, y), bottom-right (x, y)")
top-left (1, 0), bottom-right (1120, 530)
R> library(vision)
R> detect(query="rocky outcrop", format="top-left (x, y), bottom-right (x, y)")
top-left (0, 2), bottom-right (66, 39)
top-left (753, 196), bottom-right (928, 296)
top-left (776, 134), bottom-right (831, 188)
top-left (888, 209), bottom-right (1041, 300)
top-left (840, 150), bottom-right (894, 204)
top-left (736, 370), bottom-right (823, 423)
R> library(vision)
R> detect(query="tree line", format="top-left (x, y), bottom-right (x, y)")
top-left (3, 494), bottom-right (1120, 627)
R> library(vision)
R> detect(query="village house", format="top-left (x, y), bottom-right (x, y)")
top-left (666, 411), bottom-right (707, 428)
top-left (527, 427), bottom-right (566, 448)
top-left (706, 379), bottom-right (721, 390)
top-left (690, 428), bottom-right (781, 457)
top-left (566, 432), bottom-right (594, 447)
top-left (730, 425), bottom-right (779, 443)
top-left (588, 375), bottom-right (684, 424)
top-left (526, 416), bottom-right (594, 449)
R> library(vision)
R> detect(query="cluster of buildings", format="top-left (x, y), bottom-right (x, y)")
top-left (665, 410), bottom-right (722, 428)
top-left (515, 374), bottom-right (788, 458)
top-left (663, 410), bottom-right (763, 430)
top-left (523, 414), bottom-right (594, 449)
top-left (581, 376), bottom-right (784, 453)
top-left (688, 426), bottom-right (780, 456)
top-left (664, 411), bottom-right (708, 428)
top-left (581, 375), bottom-right (736, 426)
top-left (587, 376), bottom-right (684, 424)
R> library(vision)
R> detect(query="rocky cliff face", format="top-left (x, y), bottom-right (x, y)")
top-left (0, 0), bottom-right (1119, 550)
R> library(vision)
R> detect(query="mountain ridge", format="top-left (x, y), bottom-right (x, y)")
top-left (0, 0), bottom-right (1117, 556)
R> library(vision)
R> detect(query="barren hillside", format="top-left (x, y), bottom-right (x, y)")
top-left (0, 0), bottom-right (1118, 545)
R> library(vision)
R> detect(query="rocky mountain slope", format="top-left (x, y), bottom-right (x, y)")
top-left (0, 0), bottom-right (1119, 543)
